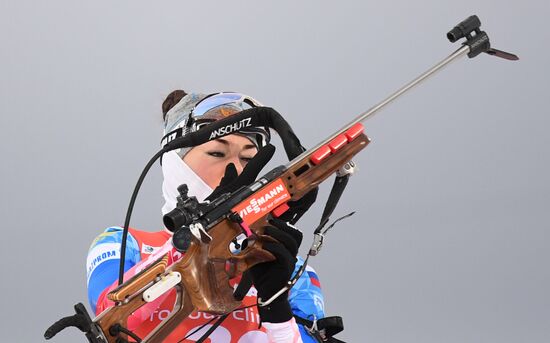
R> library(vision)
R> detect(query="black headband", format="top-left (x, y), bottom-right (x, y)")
top-left (162, 107), bottom-right (305, 161)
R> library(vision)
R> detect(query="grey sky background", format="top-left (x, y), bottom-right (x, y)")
top-left (1, 0), bottom-right (548, 342)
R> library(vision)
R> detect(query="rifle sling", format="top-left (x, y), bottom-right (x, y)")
top-left (315, 174), bottom-right (351, 234)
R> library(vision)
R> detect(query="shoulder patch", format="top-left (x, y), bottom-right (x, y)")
top-left (141, 243), bottom-right (161, 255)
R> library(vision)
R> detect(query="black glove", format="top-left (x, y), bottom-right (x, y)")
top-left (250, 217), bottom-right (303, 323)
top-left (206, 144), bottom-right (275, 201)
top-left (277, 187), bottom-right (318, 224)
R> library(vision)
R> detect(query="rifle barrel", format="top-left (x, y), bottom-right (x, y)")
top-left (288, 44), bottom-right (470, 168)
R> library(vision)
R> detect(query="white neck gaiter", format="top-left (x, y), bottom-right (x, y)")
top-left (161, 150), bottom-right (213, 216)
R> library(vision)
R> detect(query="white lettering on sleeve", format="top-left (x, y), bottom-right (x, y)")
top-left (86, 243), bottom-right (121, 283)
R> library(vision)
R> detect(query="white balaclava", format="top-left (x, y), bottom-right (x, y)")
top-left (161, 149), bottom-right (213, 215)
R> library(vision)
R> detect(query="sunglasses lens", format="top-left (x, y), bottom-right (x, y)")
top-left (193, 93), bottom-right (244, 117)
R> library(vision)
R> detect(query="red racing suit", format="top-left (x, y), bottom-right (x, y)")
top-left (87, 227), bottom-right (325, 342)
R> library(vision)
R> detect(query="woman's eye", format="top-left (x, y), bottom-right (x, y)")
top-left (240, 156), bottom-right (253, 163)
top-left (207, 151), bottom-right (225, 158)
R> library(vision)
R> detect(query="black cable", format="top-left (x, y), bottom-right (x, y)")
top-left (110, 324), bottom-right (143, 343)
top-left (118, 149), bottom-right (166, 285)
top-left (177, 304), bottom-right (258, 343)
top-left (176, 316), bottom-right (217, 343)
top-left (118, 326), bottom-right (142, 343)
top-left (195, 314), bottom-right (229, 343)
top-left (321, 212), bottom-right (355, 235)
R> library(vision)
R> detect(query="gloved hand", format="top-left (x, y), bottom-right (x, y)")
top-left (206, 143), bottom-right (275, 201)
top-left (250, 217), bottom-right (303, 323)
top-left (278, 187), bottom-right (318, 224)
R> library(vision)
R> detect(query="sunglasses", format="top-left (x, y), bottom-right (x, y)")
top-left (187, 92), bottom-right (263, 127)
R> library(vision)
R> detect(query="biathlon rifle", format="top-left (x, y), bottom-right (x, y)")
top-left (45, 15), bottom-right (518, 343)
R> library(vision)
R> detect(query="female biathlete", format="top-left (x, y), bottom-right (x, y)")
top-left (86, 90), bottom-right (332, 343)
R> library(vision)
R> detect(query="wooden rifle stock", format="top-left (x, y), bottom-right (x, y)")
top-left (91, 130), bottom-right (369, 342)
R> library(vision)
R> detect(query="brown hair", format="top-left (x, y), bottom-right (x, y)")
top-left (161, 90), bottom-right (187, 120)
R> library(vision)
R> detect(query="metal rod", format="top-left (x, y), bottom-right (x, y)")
top-left (288, 44), bottom-right (471, 168)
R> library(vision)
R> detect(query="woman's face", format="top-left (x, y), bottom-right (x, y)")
top-left (183, 134), bottom-right (258, 189)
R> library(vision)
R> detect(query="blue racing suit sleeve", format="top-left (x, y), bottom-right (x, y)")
top-left (86, 227), bottom-right (141, 313)
top-left (289, 257), bottom-right (325, 343)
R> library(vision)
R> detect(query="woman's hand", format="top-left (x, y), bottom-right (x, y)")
top-left (206, 143), bottom-right (275, 201)
top-left (251, 218), bottom-right (303, 323)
